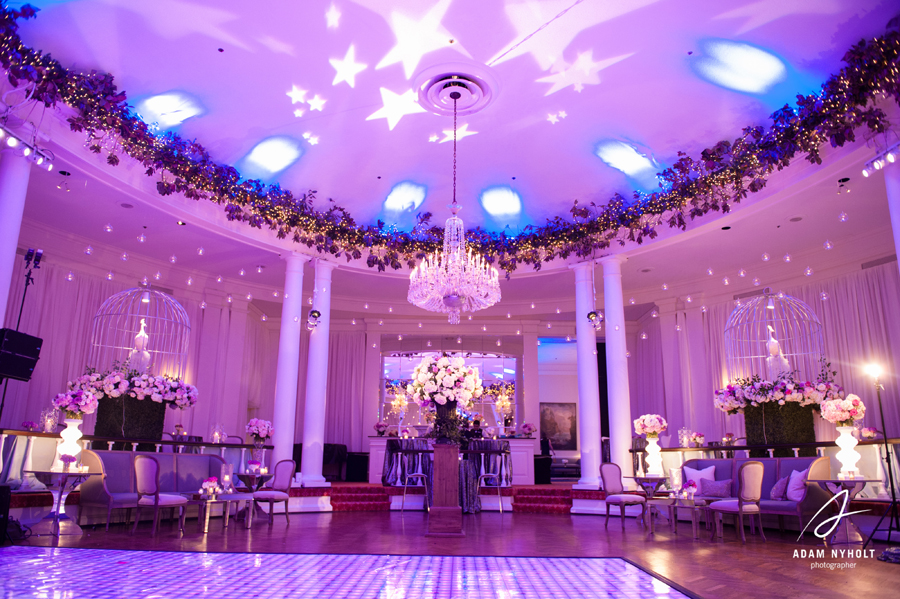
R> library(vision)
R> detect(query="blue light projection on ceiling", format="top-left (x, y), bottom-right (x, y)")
top-left (384, 181), bottom-right (427, 214)
top-left (237, 136), bottom-right (303, 181)
top-left (135, 91), bottom-right (204, 130)
top-left (692, 39), bottom-right (786, 94)
top-left (594, 141), bottom-right (661, 192)
top-left (480, 186), bottom-right (524, 229)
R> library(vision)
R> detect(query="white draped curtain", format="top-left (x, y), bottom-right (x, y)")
top-left (324, 332), bottom-right (367, 452)
top-left (633, 261), bottom-right (900, 443)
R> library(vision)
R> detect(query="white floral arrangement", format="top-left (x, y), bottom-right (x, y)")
top-left (820, 394), bottom-right (866, 427)
top-left (861, 427), bottom-right (877, 439)
top-left (521, 423), bottom-right (536, 436)
top-left (482, 426), bottom-right (498, 438)
top-left (245, 418), bottom-right (273, 442)
top-left (399, 427), bottom-right (418, 438)
top-left (406, 355), bottom-right (483, 409)
top-left (689, 432), bottom-right (705, 445)
top-left (634, 414), bottom-right (667, 438)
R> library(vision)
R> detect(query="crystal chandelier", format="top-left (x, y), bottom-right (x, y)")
top-left (408, 89), bottom-right (501, 324)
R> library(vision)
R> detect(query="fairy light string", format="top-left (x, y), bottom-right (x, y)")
top-left (0, 6), bottom-right (897, 275)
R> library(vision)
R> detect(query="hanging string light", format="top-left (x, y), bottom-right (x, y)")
top-left (408, 89), bottom-right (500, 324)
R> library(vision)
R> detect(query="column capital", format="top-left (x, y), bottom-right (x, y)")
top-left (312, 258), bottom-right (337, 276)
top-left (599, 254), bottom-right (625, 275)
top-left (282, 252), bottom-right (313, 270)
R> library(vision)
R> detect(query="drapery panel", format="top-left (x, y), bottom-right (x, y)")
top-left (323, 331), bottom-right (367, 452)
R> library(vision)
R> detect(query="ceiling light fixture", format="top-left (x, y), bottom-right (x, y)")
top-left (862, 141), bottom-right (899, 177)
top-left (408, 85), bottom-right (500, 324)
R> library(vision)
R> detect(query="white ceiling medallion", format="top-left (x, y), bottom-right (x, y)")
top-left (414, 64), bottom-right (498, 117)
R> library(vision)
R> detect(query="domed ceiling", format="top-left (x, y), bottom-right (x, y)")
top-left (17, 0), bottom-right (897, 234)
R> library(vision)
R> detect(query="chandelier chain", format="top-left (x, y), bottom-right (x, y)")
top-left (452, 96), bottom-right (457, 206)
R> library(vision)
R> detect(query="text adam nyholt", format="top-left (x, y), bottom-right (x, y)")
top-left (793, 549), bottom-right (876, 559)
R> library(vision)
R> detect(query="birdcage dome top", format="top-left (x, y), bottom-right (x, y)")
top-left (723, 288), bottom-right (824, 382)
top-left (88, 287), bottom-right (191, 379)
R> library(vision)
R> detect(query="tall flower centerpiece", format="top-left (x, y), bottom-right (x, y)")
top-left (820, 395), bottom-right (867, 479)
top-left (634, 414), bottom-right (668, 476)
top-left (52, 387), bottom-right (101, 461)
top-left (245, 418), bottom-right (273, 465)
top-left (407, 355), bottom-right (483, 444)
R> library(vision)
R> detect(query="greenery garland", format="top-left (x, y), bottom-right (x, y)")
top-left (1, 5), bottom-right (897, 275)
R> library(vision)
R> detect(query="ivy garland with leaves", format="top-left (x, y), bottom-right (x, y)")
top-left (1, 5), bottom-right (898, 275)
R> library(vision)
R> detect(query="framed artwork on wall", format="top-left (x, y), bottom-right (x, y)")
top-left (539, 402), bottom-right (577, 451)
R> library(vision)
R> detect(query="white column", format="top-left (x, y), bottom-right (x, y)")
top-left (0, 149), bottom-right (32, 326)
top-left (572, 262), bottom-right (602, 489)
top-left (362, 327), bottom-right (382, 454)
top-left (301, 259), bottom-right (335, 487)
top-left (522, 325), bottom-right (540, 454)
top-left (885, 161), bottom-right (900, 280)
top-left (601, 256), bottom-right (634, 477)
top-left (272, 253), bottom-right (311, 466)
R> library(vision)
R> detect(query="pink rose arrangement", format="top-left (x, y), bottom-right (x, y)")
top-left (373, 421), bottom-right (388, 433)
top-left (200, 476), bottom-right (221, 495)
top-left (861, 427), bottom-right (878, 439)
top-left (634, 414), bottom-right (667, 438)
top-left (682, 480), bottom-right (697, 492)
top-left (715, 362), bottom-right (845, 415)
top-left (52, 389), bottom-right (99, 418)
top-left (21, 421), bottom-right (37, 431)
top-left (245, 419), bottom-right (273, 442)
top-left (820, 394), bottom-right (866, 427)
top-left (689, 432), bottom-right (705, 446)
top-left (59, 365), bottom-right (198, 411)
top-left (521, 423), bottom-right (537, 436)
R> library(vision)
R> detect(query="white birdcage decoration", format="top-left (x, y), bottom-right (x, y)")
top-left (87, 287), bottom-right (191, 378)
top-left (724, 288), bottom-right (824, 382)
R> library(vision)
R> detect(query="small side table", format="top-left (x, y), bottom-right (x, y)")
top-left (25, 469), bottom-right (101, 537)
top-left (647, 495), bottom-right (708, 538)
top-left (624, 475), bottom-right (669, 499)
top-left (235, 473), bottom-right (273, 527)
top-left (810, 478), bottom-right (878, 545)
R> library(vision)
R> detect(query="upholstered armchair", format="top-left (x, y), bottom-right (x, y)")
top-left (252, 459), bottom-right (296, 525)
top-left (131, 455), bottom-right (188, 536)
top-left (600, 463), bottom-right (646, 530)
top-left (709, 461), bottom-right (767, 543)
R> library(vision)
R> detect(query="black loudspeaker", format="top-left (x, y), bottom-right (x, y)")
top-left (0, 484), bottom-right (10, 544)
top-left (345, 453), bottom-right (369, 482)
top-left (534, 456), bottom-right (552, 485)
top-left (0, 329), bottom-right (42, 382)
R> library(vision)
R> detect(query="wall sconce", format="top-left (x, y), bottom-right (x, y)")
top-left (587, 310), bottom-right (603, 331)
top-left (307, 309), bottom-right (321, 330)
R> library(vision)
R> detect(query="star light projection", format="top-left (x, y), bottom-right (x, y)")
top-left (439, 123), bottom-right (477, 143)
top-left (537, 51), bottom-right (632, 95)
top-left (325, 3), bottom-right (341, 29)
top-left (366, 88), bottom-right (426, 130)
top-left (329, 45), bottom-right (367, 88)
top-left (488, 0), bottom-right (659, 70)
top-left (374, 0), bottom-right (470, 78)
